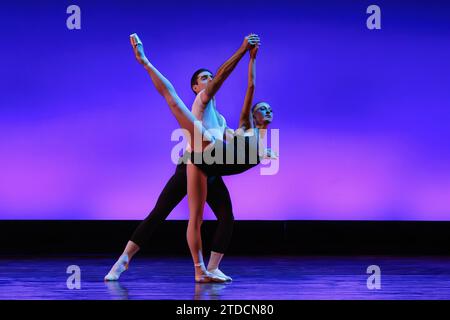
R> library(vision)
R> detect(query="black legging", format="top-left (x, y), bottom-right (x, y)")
top-left (130, 163), bottom-right (234, 253)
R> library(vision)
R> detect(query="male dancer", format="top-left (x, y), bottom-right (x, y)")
top-left (105, 34), bottom-right (260, 282)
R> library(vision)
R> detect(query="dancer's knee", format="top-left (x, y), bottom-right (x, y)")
top-left (217, 210), bottom-right (234, 225)
top-left (188, 216), bottom-right (203, 229)
top-left (166, 95), bottom-right (180, 111)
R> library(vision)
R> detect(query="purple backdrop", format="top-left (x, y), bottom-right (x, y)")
top-left (1, 0), bottom-right (450, 220)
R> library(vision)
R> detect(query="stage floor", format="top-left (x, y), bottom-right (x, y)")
top-left (0, 255), bottom-right (449, 300)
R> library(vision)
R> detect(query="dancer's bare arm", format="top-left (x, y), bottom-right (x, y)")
top-left (201, 34), bottom-right (260, 104)
top-left (238, 45), bottom-right (258, 130)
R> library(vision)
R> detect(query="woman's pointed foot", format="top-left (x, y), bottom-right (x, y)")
top-left (129, 33), bottom-right (149, 65)
top-left (130, 33), bottom-right (142, 47)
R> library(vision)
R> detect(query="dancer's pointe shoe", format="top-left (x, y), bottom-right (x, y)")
top-left (129, 33), bottom-right (142, 48)
top-left (195, 270), bottom-right (227, 283)
top-left (129, 33), bottom-right (148, 65)
top-left (104, 254), bottom-right (129, 281)
top-left (194, 263), bottom-right (226, 283)
top-left (208, 268), bottom-right (232, 282)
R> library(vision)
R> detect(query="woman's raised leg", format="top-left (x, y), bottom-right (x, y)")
top-left (130, 33), bottom-right (214, 150)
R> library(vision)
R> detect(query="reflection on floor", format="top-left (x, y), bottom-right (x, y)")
top-left (1, 255), bottom-right (450, 300)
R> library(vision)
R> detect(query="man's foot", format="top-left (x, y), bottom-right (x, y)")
top-left (104, 254), bottom-right (129, 281)
top-left (208, 268), bottom-right (232, 282)
top-left (129, 33), bottom-right (149, 65)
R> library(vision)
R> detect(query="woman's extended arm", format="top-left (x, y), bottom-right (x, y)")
top-left (238, 45), bottom-right (258, 130)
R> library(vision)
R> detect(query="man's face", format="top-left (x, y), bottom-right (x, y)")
top-left (253, 103), bottom-right (273, 126)
top-left (193, 71), bottom-right (214, 94)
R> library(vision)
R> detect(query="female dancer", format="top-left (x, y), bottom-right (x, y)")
top-left (128, 33), bottom-right (274, 282)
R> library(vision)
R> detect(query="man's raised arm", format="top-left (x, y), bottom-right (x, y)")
top-left (201, 34), bottom-right (260, 104)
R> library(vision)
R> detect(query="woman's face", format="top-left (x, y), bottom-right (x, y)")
top-left (253, 102), bottom-right (273, 126)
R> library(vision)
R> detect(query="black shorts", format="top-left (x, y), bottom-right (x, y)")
top-left (181, 135), bottom-right (261, 176)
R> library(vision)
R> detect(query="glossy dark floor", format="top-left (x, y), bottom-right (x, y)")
top-left (1, 255), bottom-right (450, 300)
